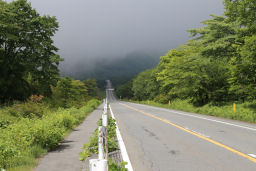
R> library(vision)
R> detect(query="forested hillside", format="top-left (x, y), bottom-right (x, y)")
top-left (117, 0), bottom-right (256, 121)
top-left (61, 51), bottom-right (160, 88)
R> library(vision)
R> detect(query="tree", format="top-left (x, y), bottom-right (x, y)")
top-left (224, 0), bottom-right (256, 35)
top-left (132, 69), bottom-right (159, 100)
top-left (229, 35), bottom-right (256, 101)
top-left (83, 78), bottom-right (98, 97)
top-left (116, 80), bottom-right (133, 99)
top-left (52, 77), bottom-right (88, 108)
top-left (0, 0), bottom-right (62, 103)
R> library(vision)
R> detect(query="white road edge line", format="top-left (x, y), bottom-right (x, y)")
top-left (248, 154), bottom-right (256, 158)
top-left (184, 127), bottom-right (210, 138)
top-left (126, 102), bottom-right (256, 132)
top-left (109, 105), bottom-right (134, 171)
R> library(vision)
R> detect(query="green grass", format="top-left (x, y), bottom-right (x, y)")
top-left (6, 145), bottom-right (47, 171)
top-left (128, 99), bottom-right (256, 123)
top-left (79, 116), bottom-right (119, 161)
top-left (80, 116), bottom-right (127, 171)
top-left (0, 99), bottom-right (101, 170)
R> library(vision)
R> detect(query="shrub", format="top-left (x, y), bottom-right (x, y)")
top-left (0, 99), bottom-right (101, 169)
top-left (154, 94), bottom-right (169, 104)
top-left (7, 101), bottom-right (48, 118)
top-left (33, 120), bottom-right (65, 150)
top-left (87, 99), bottom-right (101, 109)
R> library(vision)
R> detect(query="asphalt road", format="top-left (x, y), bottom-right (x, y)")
top-left (106, 80), bottom-right (256, 171)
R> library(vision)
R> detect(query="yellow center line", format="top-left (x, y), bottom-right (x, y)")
top-left (119, 103), bottom-right (256, 163)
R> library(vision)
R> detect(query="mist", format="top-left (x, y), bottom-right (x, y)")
top-left (14, 0), bottom-right (224, 79)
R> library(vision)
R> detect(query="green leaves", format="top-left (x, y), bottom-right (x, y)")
top-left (0, 0), bottom-right (61, 102)
top-left (124, 0), bottom-right (256, 105)
top-left (51, 77), bottom-right (89, 108)
top-left (0, 99), bottom-right (100, 168)
top-left (132, 69), bottom-right (159, 101)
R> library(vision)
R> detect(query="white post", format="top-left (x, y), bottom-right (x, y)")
top-left (102, 114), bottom-right (108, 127)
top-left (98, 126), bottom-right (104, 160)
top-left (89, 159), bottom-right (108, 171)
top-left (104, 102), bottom-right (107, 114)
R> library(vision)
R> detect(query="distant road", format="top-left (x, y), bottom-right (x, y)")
top-left (106, 80), bottom-right (256, 171)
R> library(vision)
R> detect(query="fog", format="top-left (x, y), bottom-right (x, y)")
top-left (9, 0), bottom-right (224, 77)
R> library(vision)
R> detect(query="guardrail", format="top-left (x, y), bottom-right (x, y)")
top-left (89, 99), bottom-right (108, 171)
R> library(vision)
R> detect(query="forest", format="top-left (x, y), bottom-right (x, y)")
top-left (116, 0), bottom-right (256, 122)
top-left (61, 51), bottom-right (160, 89)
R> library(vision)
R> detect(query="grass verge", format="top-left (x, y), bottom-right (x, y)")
top-left (127, 99), bottom-right (256, 123)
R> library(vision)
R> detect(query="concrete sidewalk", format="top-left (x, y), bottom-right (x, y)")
top-left (35, 104), bottom-right (102, 171)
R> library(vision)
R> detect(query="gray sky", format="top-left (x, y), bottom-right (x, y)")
top-left (9, 0), bottom-right (224, 73)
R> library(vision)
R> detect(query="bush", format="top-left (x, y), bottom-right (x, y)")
top-left (87, 99), bottom-right (101, 109)
top-left (33, 121), bottom-right (65, 150)
top-left (5, 101), bottom-right (48, 118)
top-left (0, 99), bottom-right (101, 169)
top-left (80, 116), bottom-right (119, 161)
top-left (154, 94), bottom-right (169, 104)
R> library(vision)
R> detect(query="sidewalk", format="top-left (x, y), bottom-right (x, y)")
top-left (35, 104), bottom-right (103, 171)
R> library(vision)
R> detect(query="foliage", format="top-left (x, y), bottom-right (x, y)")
top-left (7, 101), bottom-right (49, 118)
top-left (120, 0), bottom-right (256, 108)
top-left (0, 99), bottom-right (100, 169)
top-left (79, 115), bottom-right (127, 170)
top-left (83, 78), bottom-right (98, 97)
top-left (115, 80), bottom-right (133, 100)
top-left (133, 100), bottom-right (256, 123)
top-left (0, 0), bottom-right (62, 103)
top-left (51, 77), bottom-right (89, 108)
top-left (132, 69), bottom-right (160, 101)
top-left (80, 116), bottom-right (119, 161)
top-left (109, 158), bottom-right (128, 171)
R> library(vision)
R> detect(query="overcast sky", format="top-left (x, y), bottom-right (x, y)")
top-left (8, 0), bottom-right (224, 72)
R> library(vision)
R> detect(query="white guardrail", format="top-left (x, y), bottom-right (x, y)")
top-left (89, 99), bottom-right (108, 171)
top-left (89, 98), bottom-right (133, 171)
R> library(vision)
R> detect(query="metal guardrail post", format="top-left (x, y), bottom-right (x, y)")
top-left (89, 99), bottom-right (109, 171)
top-left (98, 126), bottom-right (104, 160)
top-left (89, 159), bottom-right (107, 171)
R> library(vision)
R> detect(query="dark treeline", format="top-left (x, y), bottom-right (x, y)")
top-left (62, 52), bottom-right (160, 89)
top-left (117, 0), bottom-right (256, 106)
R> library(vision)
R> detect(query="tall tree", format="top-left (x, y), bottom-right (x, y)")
top-left (83, 78), bottom-right (98, 97)
top-left (0, 0), bottom-right (62, 103)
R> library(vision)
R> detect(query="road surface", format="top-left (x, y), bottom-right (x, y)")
top-left (106, 80), bottom-right (256, 171)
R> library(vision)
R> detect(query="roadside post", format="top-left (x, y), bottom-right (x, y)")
top-left (89, 99), bottom-right (108, 171)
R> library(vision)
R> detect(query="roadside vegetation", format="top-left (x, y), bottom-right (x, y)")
top-left (80, 116), bottom-right (127, 171)
top-left (0, 78), bottom-right (101, 170)
top-left (0, 98), bottom-right (100, 170)
top-left (131, 100), bottom-right (256, 123)
top-left (0, 0), bottom-right (101, 170)
top-left (117, 0), bottom-right (256, 123)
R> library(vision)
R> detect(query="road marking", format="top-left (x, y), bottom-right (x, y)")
top-left (120, 103), bottom-right (256, 163)
top-left (128, 102), bottom-right (256, 132)
top-left (248, 154), bottom-right (256, 158)
top-left (184, 127), bottom-right (210, 138)
top-left (109, 105), bottom-right (134, 171)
